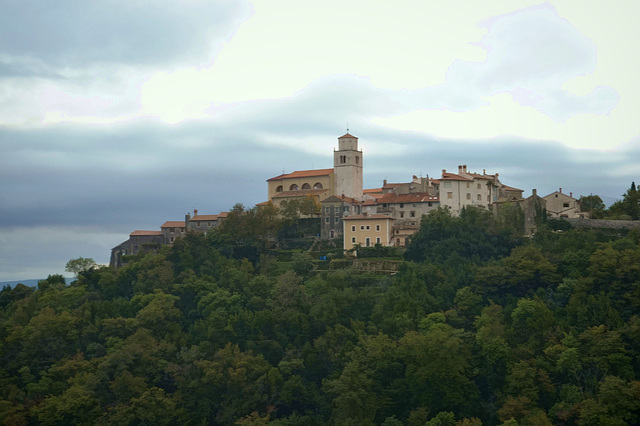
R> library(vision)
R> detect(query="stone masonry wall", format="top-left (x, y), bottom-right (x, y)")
top-left (553, 218), bottom-right (640, 230)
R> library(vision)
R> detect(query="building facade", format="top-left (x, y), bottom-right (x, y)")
top-left (343, 214), bottom-right (395, 251)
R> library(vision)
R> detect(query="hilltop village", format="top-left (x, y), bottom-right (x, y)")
top-left (110, 133), bottom-right (585, 267)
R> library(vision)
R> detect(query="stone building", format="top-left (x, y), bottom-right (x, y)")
top-left (320, 195), bottom-right (361, 239)
top-left (109, 230), bottom-right (163, 268)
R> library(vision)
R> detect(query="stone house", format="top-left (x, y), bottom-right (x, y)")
top-left (343, 214), bottom-right (395, 251)
top-left (543, 189), bottom-right (585, 218)
top-left (109, 230), bottom-right (163, 268)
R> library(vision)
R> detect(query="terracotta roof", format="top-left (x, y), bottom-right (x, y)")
top-left (255, 201), bottom-right (270, 206)
top-left (161, 221), bottom-right (185, 228)
top-left (272, 188), bottom-right (327, 198)
top-left (468, 173), bottom-right (496, 180)
top-left (361, 199), bottom-right (378, 206)
top-left (502, 185), bottom-right (523, 192)
top-left (343, 214), bottom-right (395, 221)
top-left (363, 188), bottom-right (383, 194)
top-left (440, 172), bottom-right (473, 181)
top-left (130, 230), bottom-right (162, 236)
top-left (382, 182), bottom-right (405, 189)
top-left (378, 193), bottom-right (440, 204)
top-left (191, 214), bottom-right (219, 221)
top-left (267, 168), bottom-right (334, 182)
top-left (218, 212), bottom-right (229, 218)
top-left (339, 133), bottom-right (358, 139)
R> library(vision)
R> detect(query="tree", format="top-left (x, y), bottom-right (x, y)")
top-left (579, 195), bottom-right (605, 213)
top-left (65, 257), bottom-right (98, 278)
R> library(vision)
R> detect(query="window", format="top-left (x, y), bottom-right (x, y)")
top-left (170, 228), bottom-right (175, 233)
top-left (334, 206), bottom-right (340, 212)
top-left (477, 194), bottom-right (481, 201)
top-left (290, 184), bottom-right (299, 191)
top-left (396, 238), bottom-right (400, 245)
top-left (170, 237), bottom-right (174, 243)
top-left (340, 155), bottom-right (346, 164)
top-left (399, 212), bottom-right (404, 218)
top-left (325, 218), bottom-right (329, 223)
top-left (376, 237), bottom-right (381, 244)
top-left (428, 202), bottom-right (432, 207)
top-left (197, 222), bottom-right (200, 227)
top-left (276, 185), bottom-right (283, 192)
top-left (355, 156), bottom-right (360, 164)
top-left (400, 203), bottom-right (404, 208)
top-left (366, 225), bottom-right (371, 230)
top-left (207, 222), bottom-right (211, 227)
top-left (466, 193), bottom-right (471, 200)
top-left (443, 182), bottom-right (452, 188)
top-left (563, 203), bottom-right (570, 208)
top-left (466, 182), bottom-right (470, 188)
top-left (410, 211), bottom-right (416, 217)
top-left (447, 192), bottom-right (453, 199)
top-left (360, 225), bottom-right (365, 230)
top-left (334, 217), bottom-right (339, 222)
top-left (344, 206), bottom-right (350, 212)
top-left (351, 237), bottom-right (356, 243)
top-left (330, 230), bottom-right (335, 238)
top-left (314, 182), bottom-right (323, 189)
top-left (302, 183), bottom-right (311, 190)
top-left (477, 183), bottom-right (481, 189)
top-left (365, 237), bottom-right (371, 247)
top-left (376, 224), bottom-right (380, 231)
top-left (351, 225), bottom-right (356, 231)
top-left (412, 203), bottom-right (417, 207)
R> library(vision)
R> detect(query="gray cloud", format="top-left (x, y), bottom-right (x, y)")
top-left (0, 0), bottom-right (251, 71)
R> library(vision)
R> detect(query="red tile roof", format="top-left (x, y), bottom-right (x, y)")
top-left (130, 230), bottom-right (162, 236)
top-left (161, 221), bottom-right (185, 228)
top-left (255, 201), bottom-right (270, 206)
top-left (440, 172), bottom-right (473, 181)
top-left (339, 133), bottom-right (358, 139)
top-left (502, 185), bottom-right (523, 192)
top-left (382, 182), bottom-right (405, 189)
top-left (363, 188), bottom-right (383, 194)
top-left (343, 214), bottom-right (395, 221)
top-left (377, 193), bottom-right (440, 204)
top-left (267, 168), bottom-right (334, 181)
top-left (218, 212), bottom-right (229, 218)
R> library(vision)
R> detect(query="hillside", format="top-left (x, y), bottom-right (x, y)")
top-left (1, 207), bottom-right (640, 425)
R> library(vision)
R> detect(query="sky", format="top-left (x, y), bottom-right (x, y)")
top-left (1, 0), bottom-right (639, 281)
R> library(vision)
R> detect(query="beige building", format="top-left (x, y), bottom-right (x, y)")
top-left (343, 214), bottom-right (395, 251)
top-left (543, 189), bottom-right (585, 218)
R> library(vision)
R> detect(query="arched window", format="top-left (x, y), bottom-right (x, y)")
top-left (355, 156), bottom-right (360, 164)
top-left (276, 185), bottom-right (283, 192)
top-left (290, 184), bottom-right (299, 191)
top-left (313, 182), bottom-right (323, 189)
top-left (302, 183), bottom-right (311, 190)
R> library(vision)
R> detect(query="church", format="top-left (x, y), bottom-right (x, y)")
top-left (265, 133), bottom-right (364, 208)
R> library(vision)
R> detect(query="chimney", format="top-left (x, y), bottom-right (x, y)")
top-left (194, 208), bottom-right (198, 216)
top-left (442, 169), bottom-right (446, 175)
top-left (463, 165), bottom-right (467, 173)
top-left (532, 188), bottom-right (537, 197)
top-left (458, 165), bottom-right (463, 173)
top-left (383, 179), bottom-right (387, 186)
top-left (570, 192), bottom-right (573, 198)
top-left (185, 213), bottom-right (191, 224)
top-left (483, 169), bottom-right (486, 175)
top-left (559, 188), bottom-right (562, 193)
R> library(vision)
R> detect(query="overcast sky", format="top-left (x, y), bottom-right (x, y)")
top-left (1, 0), bottom-right (639, 281)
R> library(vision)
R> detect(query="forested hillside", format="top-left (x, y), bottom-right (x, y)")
top-left (2, 207), bottom-right (640, 425)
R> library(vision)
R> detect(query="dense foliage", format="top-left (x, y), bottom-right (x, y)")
top-left (2, 207), bottom-right (640, 425)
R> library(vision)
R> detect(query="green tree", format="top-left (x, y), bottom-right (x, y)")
top-left (65, 257), bottom-right (98, 278)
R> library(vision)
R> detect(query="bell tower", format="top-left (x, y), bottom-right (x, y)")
top-left (333, 133), bottom-right (363, 200)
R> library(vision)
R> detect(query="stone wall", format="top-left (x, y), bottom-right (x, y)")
top-left (552, 218), bottom-right (640, 230)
